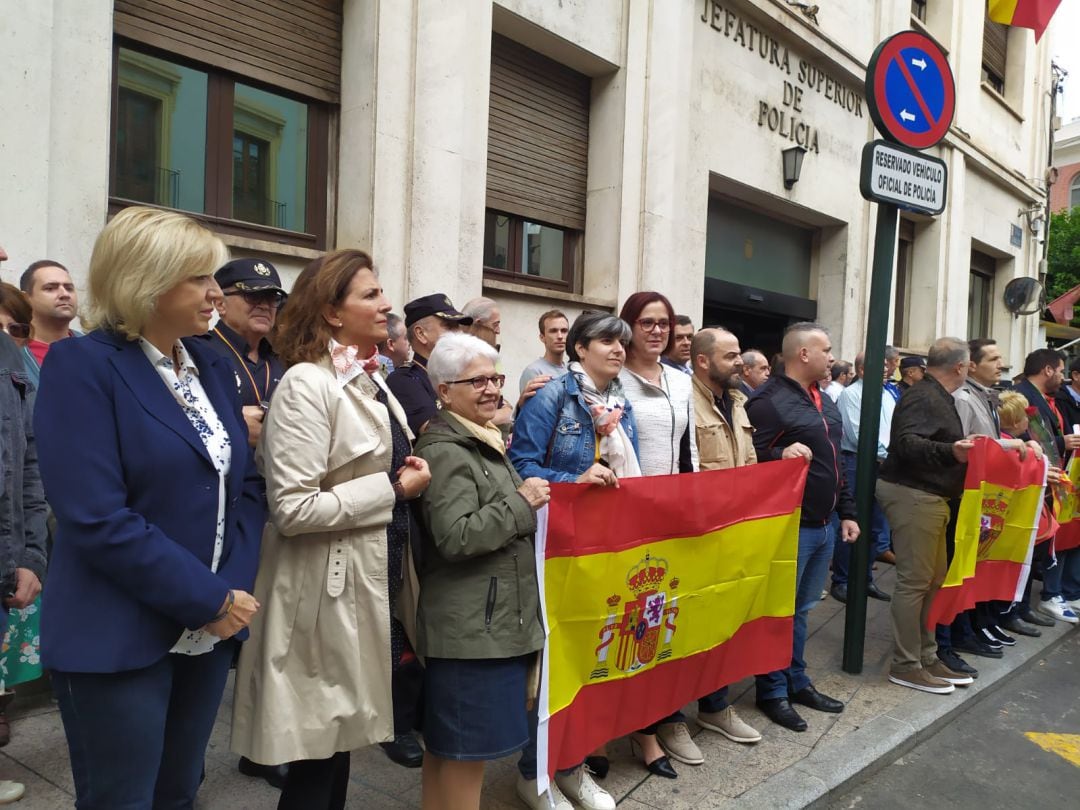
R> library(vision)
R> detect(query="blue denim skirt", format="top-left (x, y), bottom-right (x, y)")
top-left (423, 655), bottom-right (531, 761)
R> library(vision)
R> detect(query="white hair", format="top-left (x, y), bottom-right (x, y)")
top-left (461, 296), bottom-right (499, 324)
top-left (427, 332), bottom-right (499, 386)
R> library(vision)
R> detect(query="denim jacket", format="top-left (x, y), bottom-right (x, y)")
top-left (0, 333), bottom-right (48, 596)
top-left (509, 371), bottom-right (639, 483)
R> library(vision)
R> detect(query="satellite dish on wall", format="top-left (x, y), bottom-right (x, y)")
top-left (1002, 277), bottom-right (1045, 316)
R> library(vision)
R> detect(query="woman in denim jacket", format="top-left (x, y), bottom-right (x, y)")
top-left (506, 311), bottom-right (636, 810)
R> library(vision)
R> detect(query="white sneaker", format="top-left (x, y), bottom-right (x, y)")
top-left (1037, 596), bottom-right (1080, 624)
top-left (516, 774), bottom-right (572, 810)
top-left (656, 721), bottom-right (705, 765)
top-left (1066, 597), bottom-right (1080, 614)
top-left (554, 765), bottom-right (616, 810)
top-left (0, 780), bottom-right (24, 805)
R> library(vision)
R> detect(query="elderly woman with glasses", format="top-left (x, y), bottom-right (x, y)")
top-left (411, 332), bottom-right (549, 810)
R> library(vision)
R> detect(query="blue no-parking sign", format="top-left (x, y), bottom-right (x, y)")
top-left (866, 31), bottom-right (955, 150)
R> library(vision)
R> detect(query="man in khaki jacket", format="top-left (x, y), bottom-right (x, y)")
top-left (689, 328), bottom-right (761, 743)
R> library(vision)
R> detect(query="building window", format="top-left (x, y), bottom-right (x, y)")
top-left (1071, 172), bottom-right (1080, 210)
top-left (894, 219), bottom-right (915, 346)
top-left (982, 17), bottom-right (1008, 94)
top-left (483, 211), bottom-right (575, 283)
top-left (110, 46), bottom-right (327, 247)
top-left (484, 35), bottom-right (589, 291)
top-left (968, 251), bottom-right (996, 340)
top-left (911, 1), bottom-right (928, 22)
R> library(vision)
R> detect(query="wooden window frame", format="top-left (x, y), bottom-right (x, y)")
top-left (482, 209), bottom-right (580, 292)
top-left (108, 40), bottom-right (330, 249)
top-left (981, 17), bottom-right (1008, 95)
top-left (968, 251), bottom-right (996, 340)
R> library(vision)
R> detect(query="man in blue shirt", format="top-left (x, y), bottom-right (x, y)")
top-left (831, 353), bottom-right (894, 603)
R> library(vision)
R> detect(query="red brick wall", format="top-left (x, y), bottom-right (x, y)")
top-left (1052, 160), bottom-right (1080, 213)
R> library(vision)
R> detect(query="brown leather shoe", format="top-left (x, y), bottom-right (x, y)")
top-left (876, 550), bottom-right (897, 565)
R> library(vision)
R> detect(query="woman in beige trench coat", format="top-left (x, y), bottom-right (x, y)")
top-left (231, 249), bottom-right (430, 810)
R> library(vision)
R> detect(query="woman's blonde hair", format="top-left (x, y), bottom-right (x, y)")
top-left (82, 207), bottom-right (228, 340)
top-left (997, 390), bottom-right (1030, 432)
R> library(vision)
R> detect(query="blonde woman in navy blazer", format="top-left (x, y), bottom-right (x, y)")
top-left (34, 207), bottom-right (265, 810)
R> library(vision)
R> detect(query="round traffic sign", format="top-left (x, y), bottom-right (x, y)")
top-left (866, 30), bottom-right (955, 150)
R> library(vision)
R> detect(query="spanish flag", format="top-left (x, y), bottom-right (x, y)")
top-left (988, 0), bottom-right (1063, 42)
top-left (1051, 455), bottom-right (1080, 551)
top-left (534, 459), bottom-right (808, 787)
top-left (927, 438), bottom-right (1045, 629)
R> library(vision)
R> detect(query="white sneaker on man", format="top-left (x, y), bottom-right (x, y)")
top-left (0, 780), bottom-right (24, 805)
top-left (516, 774), bottom-right (572, 810)
top-left (656, 721), bottom-right (705, 764)
top-left (697, 706), bottom-right (762, 743)
top-left (1037, 596), bottom-right (1080, 624)
top-left (1066, 597), bottom-right (1080, 614)
top-left (554, 765), bottom-right (616, 810)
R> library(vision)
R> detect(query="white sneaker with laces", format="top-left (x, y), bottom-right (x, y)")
top-left (656, 721), bottom-right (705, 765)
top-left (1037, 596), bottom-right (1079, 624)
top-left (516, 774), bottom-right (572, 810)
top-left (554, 765), bottom-right (616, 810)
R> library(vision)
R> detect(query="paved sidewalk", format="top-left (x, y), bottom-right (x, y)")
top-left (3, 567), bottom-right (1074, 809)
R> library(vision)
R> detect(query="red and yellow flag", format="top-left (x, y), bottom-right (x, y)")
top-left (927, 438), bottom-right (1045, 629)
top-left (988, 0), bottom-right (1063, 42)
top-left (535, 459), bottom-right (808, 786)
top-left (1051, 455), bottom-right (1080, 551)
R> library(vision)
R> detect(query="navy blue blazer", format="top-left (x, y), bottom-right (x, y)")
top-left (35, 330), bottom-right (266, 673)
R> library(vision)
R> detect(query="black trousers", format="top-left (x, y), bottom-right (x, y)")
top-left (278, 751), bottom-right (350, 810)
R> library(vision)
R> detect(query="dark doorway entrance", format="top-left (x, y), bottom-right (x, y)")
top-left (702, 278), bottom-right (817, 359)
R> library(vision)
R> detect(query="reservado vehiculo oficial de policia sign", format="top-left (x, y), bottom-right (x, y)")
top-left (859, 140), bottom-right (947, 216)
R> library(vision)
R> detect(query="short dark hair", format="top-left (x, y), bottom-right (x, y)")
top-left (567, 311), bottom-right (631, 362)
top-left (831, 361), bottom-right (851, 381)
top-left (538, 309), bottom-right (567, 334)
top-left (1070, 356), bottom-right (1080, 377)
top-left (969, 338), bottom-right (997, 364)
top-left (674, 314), bottom-right (693, 328)
top-left (1023, 348), bottom-right (1065, 378)
top-left (20, 259), bottom-right (69, 293)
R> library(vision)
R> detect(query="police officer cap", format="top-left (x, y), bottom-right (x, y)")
top-left (215, 258), bottom-right (286, 294)
top-left (404, 293), bottom-right (474, 328)
top-left (900, 356), bottom-right (926, 370)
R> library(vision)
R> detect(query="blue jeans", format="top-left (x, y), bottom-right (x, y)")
top-left (756, 523), bottom-right (834, 701)
top-left (832, 455), bottom-right (891, 587)
top-left (1041, 547), bottom-right (1080, 602)
top-left (52, 640), bottom-right (236, 810)
top-left (699, 686), bottom-right (729, 713)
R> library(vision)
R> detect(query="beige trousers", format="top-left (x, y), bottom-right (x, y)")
top-left (876, 479), bottom-right (951, 673)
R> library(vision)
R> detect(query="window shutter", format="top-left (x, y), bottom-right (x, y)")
top-left (982, 18), bottom-right (1008, 84)
top-left (486, 34), bottom-right (590, 231)
top-left (113, 0), bottom-right (342, 103)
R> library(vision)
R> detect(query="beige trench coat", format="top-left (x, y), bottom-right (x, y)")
top-left (231, 356), bottom-right (417, 765)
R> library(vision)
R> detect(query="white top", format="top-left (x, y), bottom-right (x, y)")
top-left (140, 338), bottom-right (232, 656)
top-left (824, 380), bottom-right (845, 402)
top-left (618, 364), bottom-right (699, 476)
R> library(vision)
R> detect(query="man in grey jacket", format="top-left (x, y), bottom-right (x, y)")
top-left (0, 330), bottom-right (48, 804)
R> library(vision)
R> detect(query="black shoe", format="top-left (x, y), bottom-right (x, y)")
top-left (644, 755), bottom-right (678, 779)
top-left (1018, 609), bottom-right (1056, 628)
top-left (976, 627), bottom-right (1006, 649)
top-left (1001, 615), bottom-right (1042, 637)
top-left (237, 757), bottom-right (288, 790)
top-left (790, 684), bottom-right (845, 713)
top-left (952, 638), bottom-right (1004, 659)
top-left (987, 625), bottom-right (1017, 646)
top-left (584, 755), bottom-right (610, 779)
top-left (756, 697), bottom-right (808, 731)
top-left (830, 584), bottom-right (848, 603)
top-left (937, 648), bottom-right (978, 678)
top-left (380, 733), bottom-right (424, 768)
top-left (866, 582), bottom-right (892, 602)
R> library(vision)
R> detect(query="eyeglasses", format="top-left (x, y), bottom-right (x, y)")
top-left (636, 318), bottom-right (671, 333)
top-left (1, 323), bottom-right (30, 339)
top-left (446, 374), bottom-right (506, 391)
top-left (224, 290), bottom-right (286, 309)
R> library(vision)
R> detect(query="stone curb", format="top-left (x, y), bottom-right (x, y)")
top-left (733, 620), bottom-right (1077, 809)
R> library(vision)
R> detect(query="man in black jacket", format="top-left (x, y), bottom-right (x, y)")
top-left (877, 338), bottom-right (978, 695)
top-left (746, 323), bottom-right (859, 732)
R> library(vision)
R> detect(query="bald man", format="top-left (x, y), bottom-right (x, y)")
top-left (745, 323), bottom-right (858, 732)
